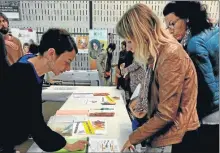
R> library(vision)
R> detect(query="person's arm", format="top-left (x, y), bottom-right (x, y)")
top-left (188, 37), bottom-right (219, 103)
top-left (129, 53), bottom-right (185, 145)
top-left (126, 61), bottom-right (141, 73)
top-left (30, 87), bottom-right (67, 152)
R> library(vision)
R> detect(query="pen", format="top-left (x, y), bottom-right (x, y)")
top-left (92, 108), bottom-right (114, 110)
top-left (86, 137), bottom-right (89, 153)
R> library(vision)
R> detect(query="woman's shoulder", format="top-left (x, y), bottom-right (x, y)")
top-left (160, 42), bottom-right (185, 60)
top-left (188, 26), bottom-right (219, 49)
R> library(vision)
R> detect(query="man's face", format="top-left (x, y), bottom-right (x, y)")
top-left (23, 45), bottom-right (30, 54)
top-left (0, 16), bottom-right (9, 35)
top-left (50, 49), bottom-right (76, 76)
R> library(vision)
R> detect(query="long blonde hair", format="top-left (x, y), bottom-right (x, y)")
top-left (116, 3), bottom-right (177, 66)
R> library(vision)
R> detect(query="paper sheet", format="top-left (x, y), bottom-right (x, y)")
top-left (48, 122), bottom-right (73, 136)
top-left (48, 115), bottom-right (88, 123)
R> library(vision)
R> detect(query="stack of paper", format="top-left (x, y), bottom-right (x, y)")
top-left (56, 110), bottom-right (89, 116)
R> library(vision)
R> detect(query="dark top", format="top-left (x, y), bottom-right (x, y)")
top-left (0, 63), bottom-right (66, 152)
top-left (18, 54), bottom-right (42, 84)
top-left (117, 49), bottom-right (127, 69)
top-left (0, 33), bottom-right (9, 85)
top-left (125, 51), bottom-right (134, 68)
top-left (105, 52), bottom-right (113, 73)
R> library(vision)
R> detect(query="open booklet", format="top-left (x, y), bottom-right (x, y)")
top-left (55, 137), bottom-right (120, 153)
top-left (72, 119), bottom-right (107, 135)
top-left (48, 115), bottom-right (88, 137)
top-left (48, 116), bottom-right (107, 136)
top-left (88, 138), bottom-right (120, 152)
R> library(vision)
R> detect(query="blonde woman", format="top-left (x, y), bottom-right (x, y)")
top-left (116, 4), bottom-right (200, 153)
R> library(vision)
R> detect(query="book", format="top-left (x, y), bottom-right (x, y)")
top-left (56, 137), bottom-right (89, 153)
top-left (130, 83), bottom-right (141, 100)
top-left (88, 138), bottom-right (120, 152)
top-left (48, 115), bottom-right (88, 137)
top-left (93, 93), bottom-right (109, 96)
top-left (56, 110), bottom-right (89, 116)
top-left (101, 96), bottom-right (116, 105)
top-left (72, 119), bottom-right (107, 135)
top-left (89, 108), bottom-right (115, 117)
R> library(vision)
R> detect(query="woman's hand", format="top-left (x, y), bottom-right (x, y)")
top-left (64, 140), bottom-right (88, 152)
top-left (120, 63), bottom-right (125, 70)
top-left (121, 139), bottom-right (132, 152)
top-left (116, 73), bottom-right (121, 78)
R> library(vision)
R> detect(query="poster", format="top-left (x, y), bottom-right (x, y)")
top-left (0, 1), bottom-right (20, 20)
top-left (11, 28), bottom-right (37, 52)
top-left (89, 29), bottom-right (108, 70)
top-left (76, 35), bottom-right (89, 53)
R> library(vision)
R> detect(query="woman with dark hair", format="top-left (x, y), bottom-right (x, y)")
top-left (97, 43), bottom-right (116, 86)
top-left (0, 28), bottom-right (88, 153)
top-left (163, 1), bottom-right (219, 153)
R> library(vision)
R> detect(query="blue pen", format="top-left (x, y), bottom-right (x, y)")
top-left (92, 108), bottom-right (114, 110)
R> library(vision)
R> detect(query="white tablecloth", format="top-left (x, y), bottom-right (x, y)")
top-left (27, 86), bottom-right (132, 152)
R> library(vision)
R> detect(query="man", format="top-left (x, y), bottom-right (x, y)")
top-left (23, 43), bottom-right (30, 54)
top-left (0, 12), bottom-right (23, 65)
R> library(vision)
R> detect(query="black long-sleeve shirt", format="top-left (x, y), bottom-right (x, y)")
top-left (0, 63), bottom-right (66, 152)
top-left (0, 33), bottom-right (9, 85)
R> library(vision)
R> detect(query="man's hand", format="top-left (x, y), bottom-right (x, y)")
top-left (64, 140), bottom-right (88, 152)
top-left (5, 40), bottom-right (19, 50)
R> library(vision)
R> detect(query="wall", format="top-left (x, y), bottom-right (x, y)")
top-left (2, 0), bottom-right (219, 71)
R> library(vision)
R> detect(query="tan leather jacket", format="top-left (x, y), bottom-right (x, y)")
top-left (4, 35), bottom-right (23, 65)
top-left (129, 43), bottom-right (200, 147)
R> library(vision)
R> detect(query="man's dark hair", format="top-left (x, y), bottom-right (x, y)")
top-left (32, 28), bottom-right (78, 56)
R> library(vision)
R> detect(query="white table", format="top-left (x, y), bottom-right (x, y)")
top-left (27, 86), bottom-right (132, 152)
top-left (42, 85), bottom-right (126, 103)
top-left (45, 70), bottom-right (100, 86)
